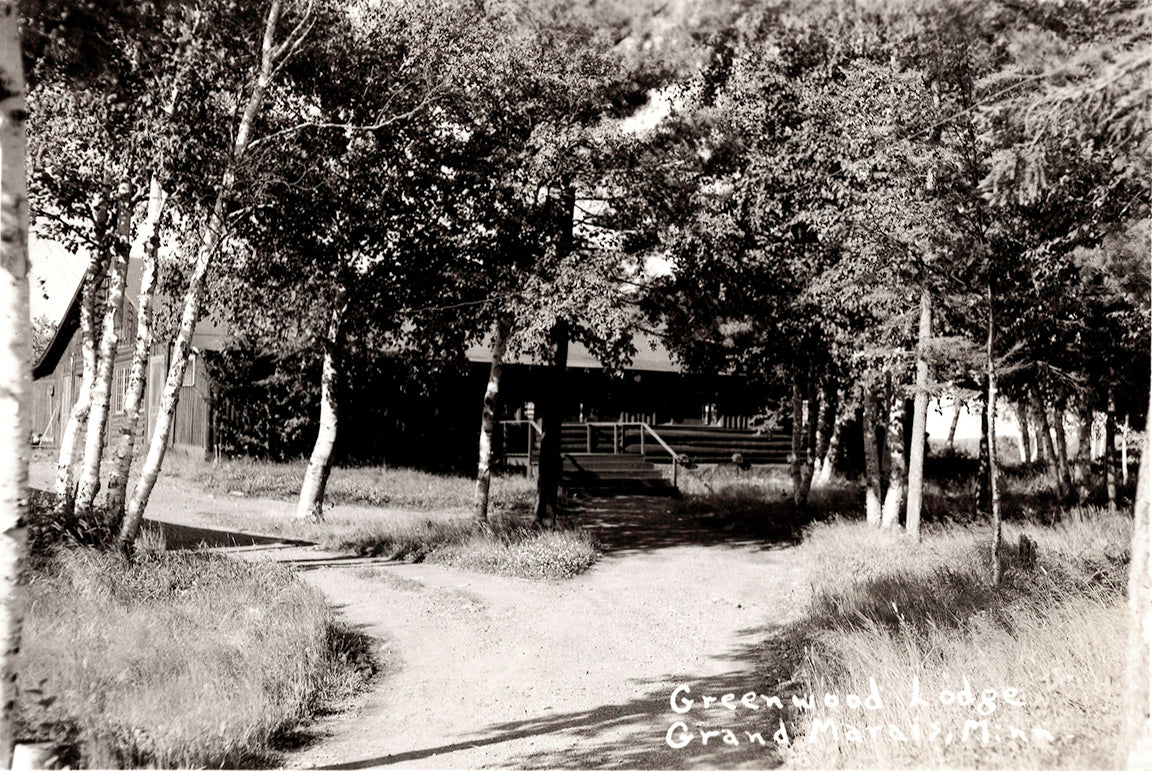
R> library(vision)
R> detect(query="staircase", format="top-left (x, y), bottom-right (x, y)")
top-left (561, 453), bottom-right (678, 497)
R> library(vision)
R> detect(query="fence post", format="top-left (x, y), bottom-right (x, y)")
top-left (527, 423), bottom-right (534, 479)
top-left (586, 423), bottom-right (591, 454)
top-left (640, 424), bottom-right (646, 457)
top-left (673, 456), bottom-right (678, 488)
top-left (613, 424), bottom-right (619, 454)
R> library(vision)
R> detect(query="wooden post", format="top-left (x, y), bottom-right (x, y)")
top-left (613, 424), bottom-right (619, 454)
top-left (586, 423), bottom-right (591, 453)
top-left (640, 425), bottom-right (646, 457)
top-left (527, 423), bottom-right (534, 479)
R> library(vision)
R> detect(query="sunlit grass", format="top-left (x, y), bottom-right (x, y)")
top-left (781, 509), bottom-right (1130, 769)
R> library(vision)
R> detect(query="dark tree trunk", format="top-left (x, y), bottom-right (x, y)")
top-left (534, 319), bottom-right (569, 524)
top-left (1107, 387), bottom-right (1118, 511)
top-left (1053, 403), bottom-right (1074, 494)
top-left (987, 291), bottom-right (1002, 586)
top-left (976, 396), bottom-right (990, 517)
top-left (1033, 394), bottom-right (1067, 499)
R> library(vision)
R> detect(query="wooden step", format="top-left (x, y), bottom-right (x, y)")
top-left (560, 453), bottom-right (677, 496)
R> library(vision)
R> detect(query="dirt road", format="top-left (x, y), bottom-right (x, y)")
top-left (30, 461), bottom-right (809, 769)
top-left (275, 499), bottom-right (809, 770)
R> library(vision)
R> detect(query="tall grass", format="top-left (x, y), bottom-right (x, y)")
top-left (17, 549), bottom-right (373, 768)
top-left (781, 511), bottom-right (1130, 769)
top-left (165, 455), bottom-right (535, 514)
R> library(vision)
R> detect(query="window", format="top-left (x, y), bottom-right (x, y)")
top-left (112, 366), bottom-right (130, 414)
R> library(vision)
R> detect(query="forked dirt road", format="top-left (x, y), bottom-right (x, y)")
top-left (29, 463), bottom-right (811, 769)
top-left (276, 499), bottom-right (811, 770)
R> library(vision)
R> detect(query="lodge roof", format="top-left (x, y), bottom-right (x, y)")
top-left (463, 330), bottom-right (682, 373)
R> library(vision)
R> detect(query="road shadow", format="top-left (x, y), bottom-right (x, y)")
top-left (560, 495), bottom-right (804, 555)
top-left (145, 519), bottom-right (313, 550)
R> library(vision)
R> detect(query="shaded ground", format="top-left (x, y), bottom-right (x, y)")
top-left (29, 460), bottom-right (811, 769)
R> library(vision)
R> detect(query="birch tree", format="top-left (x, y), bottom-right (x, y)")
top-left (119, 0), bottom-right (316, 548)
top-left (0, 0), bottom-right (30, 761)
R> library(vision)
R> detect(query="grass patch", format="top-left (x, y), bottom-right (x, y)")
top-left (332, 518), bottom-right (601, 580)
top-left (166, 455), bottom-right (535, 515)
top-left (779, 510), bottom-right (1130, 769)
top-left (18, 506), bottom-right (375, 768)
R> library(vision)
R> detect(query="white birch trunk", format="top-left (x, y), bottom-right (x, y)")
top-left (107, 178), bottom-right (165, 525)
top-left (0, 3), bottom-right (31, 760)
top-left (73, 182), bottom-right (133, 517)
top-left (881, 390), bottom-right (906, 530)
top-left (862, 385), bottom-right (882, 526)
top-left (474, 316), bottom-right (510, 522)
top-left (818, 388), bottom-right (849, 484)
top-left (51, 246), bottom-right (105, 514)
top-left (905, 287), bottom-right (932, 541)
top-left (121, 0), bottom-right (291, 548)
top-left (296, 284), bottom-right (347, 522)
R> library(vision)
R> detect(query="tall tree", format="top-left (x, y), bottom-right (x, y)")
top-left (0, 0), bottom-right (30, 762)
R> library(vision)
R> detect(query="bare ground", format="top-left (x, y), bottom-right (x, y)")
top-left (29, 461), bottom-right (812, 769)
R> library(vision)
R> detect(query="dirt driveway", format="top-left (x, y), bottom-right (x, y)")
top-left (30, 461), bottom-right (811, 769)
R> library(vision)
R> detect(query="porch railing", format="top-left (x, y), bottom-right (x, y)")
top-left (498, 420), bottom-right (686, 487)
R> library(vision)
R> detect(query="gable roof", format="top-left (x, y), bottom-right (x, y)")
top-left (32, 240), bottom-right (228, 380)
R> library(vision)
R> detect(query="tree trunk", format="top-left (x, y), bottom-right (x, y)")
top-left (789, 376), bottom-right (803, 506)
top-left (107, 178), bottom-right (165, 524)
top-left (946, 398), bottom-right (962, 455)
top-left (534, 318), bottom-right (569, 524)
top-left (1053, 403), bottom-right (1074, 494)
top-left (977, 397), bottom-right (990, 516)
top-left (905, 287), bottom-right (932, 542)
top-left (120, 0), bottom-right (292, 549)
top-left (74, 181), bottom-right (134, 517)
top-left (1107, 387), bottom-right (1118, 512)
top-left (790, 374), bottom-right (815, 510)
top-left (987, 291), bottom-right (1002, 586)
top-left (0, 6), bottom-right (31, 760)
top-left (474, 316), bottom-right (510, 522)
top-left (51, 243), bottom-right (106, 515)
top-left (1074, 407), bottom-right (1093, 477)
top-left (1124, 389), bottom-right (1152, 766)
top-left (881, 389), bottom-right (906, 530)
top-left (818, 388), bottom-right (849, 484)
top-left (1123, 415), bottom-right (1130, 486)
top-left (295, 284), bottom-right (347, 522)
top-left (1034, 394), bottom-right (1067, 499)
top-left (1032, 403), bottom-right (1051, 463)
top-left (862, 385), bottom-right (883, 526)
top-left (1014, 401), bottom-right (1033, 464)
top-left (812, 383), bottom-right (835, 480)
